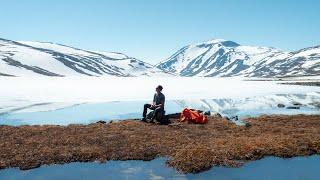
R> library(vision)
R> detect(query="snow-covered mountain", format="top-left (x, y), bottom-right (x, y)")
top-left (1, 37), bottom-right (319, 78)
top-left (247, 45), bottom-right (320, 77)
top-left (157, 39), bottom-right (320, 77)
top-left (0, 38), bottom-right (170, 77)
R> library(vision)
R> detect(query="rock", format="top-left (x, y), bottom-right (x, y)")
top-left (231, 116), bottom-right (239, 121)
top-left (293, 102), bottom-right (303, 106)
top-left (245, 122), bottom-right (252, 127)
top-left (96, 120), bottom-right (106, 124)
top-left (225, 116), bottom-right (239, 121)
top-left (215, 113), bottom-right (222, 118)
top-left (204, 111), bottom-right (211, 116)
top-left (286, 106), bottom-right (300, 109)
top-left (277, 104), bottom-right (285, 108)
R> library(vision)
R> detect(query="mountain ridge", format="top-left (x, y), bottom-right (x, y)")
top-left (0, 38), bottom-right (171, 77)
top-left (1, 37), bottom-right (319, 78)
top-left (157, 39), bottom-right (320, 77)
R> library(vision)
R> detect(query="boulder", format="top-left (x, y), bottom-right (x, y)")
top-left (96, 120), bottom-right (106, 124)
top-left (286, 106), bottom-right (300, 109)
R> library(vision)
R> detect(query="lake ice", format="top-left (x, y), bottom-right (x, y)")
top-left (0, 77), bottom-right (319, 125)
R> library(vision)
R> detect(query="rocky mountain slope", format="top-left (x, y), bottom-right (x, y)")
top-left (0, 38), bottom-right (170, 77)
top-left (1, 37), bottom-right (319, 78)
top-left (157, 39), bottom-right (320, 77)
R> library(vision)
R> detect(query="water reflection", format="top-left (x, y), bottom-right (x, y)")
top-left (0, 156), bottom-right (319, 180)
top-left (0, 92), bottom-right (319, 126)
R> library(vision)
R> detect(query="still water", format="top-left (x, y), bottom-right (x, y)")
top-left (0, 156), bottom-right (319, 180)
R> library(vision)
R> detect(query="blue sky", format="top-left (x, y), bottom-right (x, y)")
top-left (0, 0), bottom-right (319, 64)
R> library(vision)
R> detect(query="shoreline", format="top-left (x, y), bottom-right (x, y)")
top-left (280, 81), bottom-right (320, 87)
top-left (0, 114), bottom-right (319, 173)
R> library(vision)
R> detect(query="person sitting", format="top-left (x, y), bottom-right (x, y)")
top-left (142, 85), bottom-right (165, 122)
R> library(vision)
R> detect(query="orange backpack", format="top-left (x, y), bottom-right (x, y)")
top-left (180, 108), bottom-right (208, 124)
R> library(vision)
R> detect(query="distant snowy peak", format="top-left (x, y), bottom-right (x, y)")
top-left (157, 39), bottom-right (282, 77)
top-left (157, 39), bottom-right (320, 77)
top-left (192, 39), bottom-right (240, 47)
top-left (249, 45), bottom-right (320, 77)
top-left (0, 38), bottom-right (170, 77)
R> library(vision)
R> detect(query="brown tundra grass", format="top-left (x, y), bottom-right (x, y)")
top-left (0, 114), bottom-right (319, 173)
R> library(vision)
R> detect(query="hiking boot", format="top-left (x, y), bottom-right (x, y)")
top-left (149, 119), bottom-right (155, 123)
top-left (141, 117), bottom-right (147, 122)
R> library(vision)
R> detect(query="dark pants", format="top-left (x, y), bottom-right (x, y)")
top-left (143, 104), bottom-right (164, 119)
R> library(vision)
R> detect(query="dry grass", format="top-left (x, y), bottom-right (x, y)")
top-left (0, 114), bottom-right (319, 173)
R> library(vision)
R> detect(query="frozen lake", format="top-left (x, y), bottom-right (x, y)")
top-left (0, 156), bottom-right (319, 180)
top-left (0, 92), bottom-right (319, 126)
top-left (1, 77), bottom-right (319, 112)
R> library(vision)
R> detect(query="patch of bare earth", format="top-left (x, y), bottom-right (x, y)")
top-left (280, 81), bottom-right (320, 87)
top-left (0, 114), bottom-right (319, 173)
